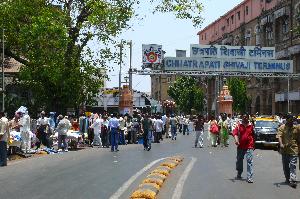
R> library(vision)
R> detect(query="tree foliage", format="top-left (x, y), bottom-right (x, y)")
top-left (0, 0), bottom-right (203, 113)
top-left (168, 76), bottom-right (204, 114)
top-left (227, 77), bottom-right (250, 114)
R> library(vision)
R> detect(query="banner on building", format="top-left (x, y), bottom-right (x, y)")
top-left (142, 44), bottom-right (163, 64)
top-left (164, 57), bottom-right (293, 73)
top-left (190, 44), bottom-right (275, 60)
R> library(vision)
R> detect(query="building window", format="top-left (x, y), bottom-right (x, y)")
top-left (265, 26), bottom-right (273, 46)
top-left (205, 33), bottom-right (206, 40)
top-left (231, 15), bottom-right (234, 24)
top-left (167, 76), bottom-right (172, 83)
top-left (237, 11), bottom-right (241, 20)
top-left (227, 18), bottom-right (229, 26)
top-left (202, 35), bottom-right (203, 40)
top-left (245, 29), bottom-right (251, 46)
top-left (255, 25), bottom-right (261, 45)
top-left (282, 18), bottom-right (289, 34)
top-left (246, 6), bottom-right (249, 15)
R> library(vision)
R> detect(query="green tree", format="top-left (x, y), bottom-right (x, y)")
top-left (0, 0), bottom-right (203, 113)
top-left (227, 77), bottom-right (250, 113)
top-left (168, 76), bottom-right (204, 114)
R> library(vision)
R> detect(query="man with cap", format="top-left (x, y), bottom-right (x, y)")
top-left (0, 112), bottom-right (9, 167)
top-left (277, 114), bottom-right (300, 188)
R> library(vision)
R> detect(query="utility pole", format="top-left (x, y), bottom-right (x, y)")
top-left (118, 42), bottom-right (123, 113)
top-left (128, 40), bottom-right (133, 91)
top-left (2, 29), bottom-right (4, 112)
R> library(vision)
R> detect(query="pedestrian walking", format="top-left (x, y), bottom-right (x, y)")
top-left (219, 114), bottom-right (229, 147)
top-left (170, 114), bottom-right (178, 140)
top-left (232, 113), bottom-right (255, 183)
top-left (154, 116), bottom-right (163, 143)
top-left (194, 115), bottom-right (204, 148)
top-left (108, 113), bottom-right (120, 152)
top-left (183, 116), bottom-right (189, 135)
top-left (56, 115), bottom-right (71, 152)
top-left (36, 111), bottom-right (51, 149)
top-left (90, 113), bottom-right (102, 147)
top-left (131, 116), bottom-right (139, 144)
top-left (165, 114), bottom-right (170, 138)
top-left (126, 116), bottom-right (133, 144)
top-left (88, 114), bottom-right (95, 147)
top-left (119, 115), bottom-right (126, 145)
top-left (18, 107), bottom-right (32, 154)
top-left (0, 112), bottom-right (9, 167)
top-left (277, 114), bottom-right (300, 188)
top-left (141, 114), bottom-right (152, 151)
top-left (209, 116), bottom-right (219, 147)
top-left (101, 116), bottom-right (109, 148)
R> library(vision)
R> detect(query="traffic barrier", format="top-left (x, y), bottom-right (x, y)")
top-left (130, 156), bottom-right (184, 199)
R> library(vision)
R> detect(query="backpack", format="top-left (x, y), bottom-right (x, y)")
top-left (210, 122), bottom-right (219, 134)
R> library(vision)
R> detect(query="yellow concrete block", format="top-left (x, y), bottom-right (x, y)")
top-left (160, 162), bottom-right (177, 169)
top-left (150, 169), bottom-right (170, 177)
top-left (130, 189), bottom-right (157, 199)
top-left (139, 183), bottom-right (160, 190)
top-left (142, 177), bottom-right (164, 187)
top-left (147, 173), bottom-right (167, 181)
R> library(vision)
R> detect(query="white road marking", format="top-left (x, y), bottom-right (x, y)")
top-left (172, 157), bottom-right (197, 199)
top-left (109, 157), bottom-right (168, 199)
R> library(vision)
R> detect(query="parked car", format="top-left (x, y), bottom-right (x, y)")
top-left (254, 117), bottom-right (280, 149)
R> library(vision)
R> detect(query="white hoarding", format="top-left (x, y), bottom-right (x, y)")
top-left (190, 44), bottom-right (275, 60)
top-left (164, 57), bottom-right (293, 73)
top-left (142, 44), bottom-right (162, 64)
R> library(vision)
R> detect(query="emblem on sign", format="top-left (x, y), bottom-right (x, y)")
top-left (142, 44), bottom-right (162, 64)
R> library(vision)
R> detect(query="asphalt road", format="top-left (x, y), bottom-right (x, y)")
top-left (0, 132), bottom-right (299, 199)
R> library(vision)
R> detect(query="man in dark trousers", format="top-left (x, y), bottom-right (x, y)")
top-left (141, 114), bottom-right (152, 151)
top-left (108, 113), bottom-right (120, 152)
top-left (277, 114), bottom-right (300, 188)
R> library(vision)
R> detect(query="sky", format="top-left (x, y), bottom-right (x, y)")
top-left (106, 0), bottom-right (243, 93)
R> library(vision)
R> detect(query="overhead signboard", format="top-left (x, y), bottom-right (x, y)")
top-left (142, 44), bottom-right (163, 64)
top-left (164, 57), bottom-right (293, 73)
top-left (190, 44), bottom-right (275, 60)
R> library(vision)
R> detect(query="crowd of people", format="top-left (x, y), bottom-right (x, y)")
top-left (0, 107), bottom-right (299, 189)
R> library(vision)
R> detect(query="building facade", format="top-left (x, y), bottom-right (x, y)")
top-left (198, 0), bottom-right (300, 115)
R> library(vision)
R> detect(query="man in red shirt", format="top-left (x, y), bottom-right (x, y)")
top-left (232, 113), bottom-right (255, 183)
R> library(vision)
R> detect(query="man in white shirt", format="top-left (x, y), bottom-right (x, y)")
top-left (56, 115), bottom-right (71, 152)
top-left (0, 112), bottom-right (9, 167)
top-left (154, 116), bottom-right (163, 143)
top-left (90, 113), bottom-right (102, 147)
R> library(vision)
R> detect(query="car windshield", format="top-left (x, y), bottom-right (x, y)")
top-left (255, 120), bottom-right (279, 128)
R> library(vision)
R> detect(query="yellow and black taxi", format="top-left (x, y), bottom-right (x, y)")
top-left (254, 116), bottom-right (280, 148)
